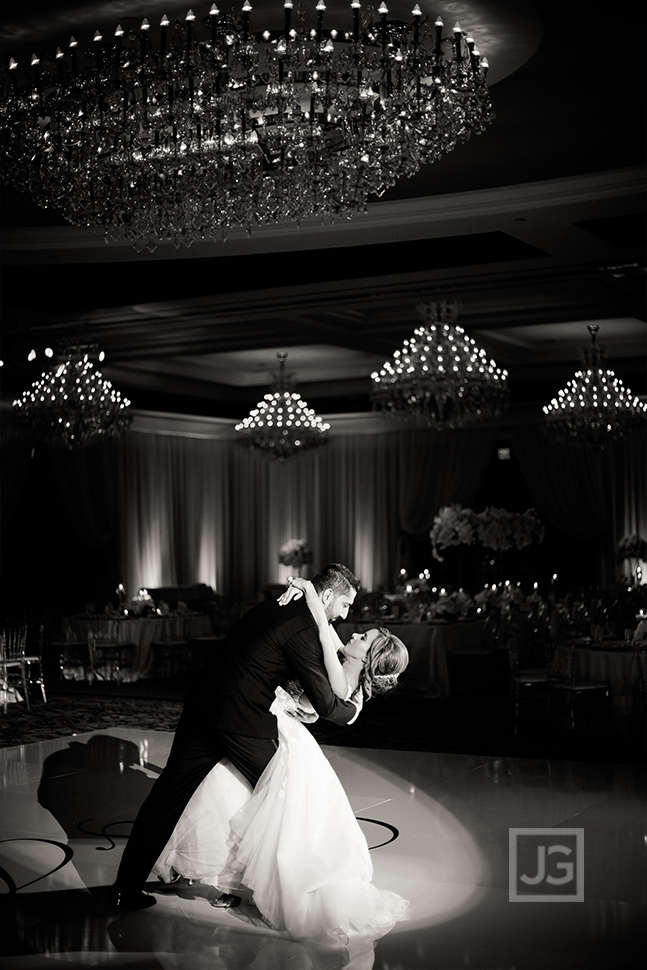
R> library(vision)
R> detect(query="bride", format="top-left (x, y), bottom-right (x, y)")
top-left (153, 577), bottom-right (410, 945)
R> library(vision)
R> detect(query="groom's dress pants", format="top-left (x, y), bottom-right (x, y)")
top-left (115, 708), bottom-right (278, 892)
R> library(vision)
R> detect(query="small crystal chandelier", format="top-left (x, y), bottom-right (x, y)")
top-left (12, 345), bottom-right (131, 449)
top-left (0, 3), bottom-right (495, 251)
top-left (543, 324), bottom-right (647, 446)
top-left (371, 300), bottom-right (509, 429)
top-left (235, 352), bottom-right (330, 459)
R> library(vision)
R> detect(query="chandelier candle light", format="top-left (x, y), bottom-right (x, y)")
top-left (543, 325), bottom-right (647, 445)
top-left (235, 351), bottom-right (330, 459)
top-left (0, 3), bottom-right (495, 250)
top-left (12, 346), bottom-right (131, 449)
top-left (371, 300), bottom-right (509, 428)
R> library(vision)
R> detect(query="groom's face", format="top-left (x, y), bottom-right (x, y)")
top-left (321, 585), bottom-right (356, 623)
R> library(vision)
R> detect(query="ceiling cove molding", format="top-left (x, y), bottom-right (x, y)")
top-left (4, 168), bottom-right (644, 263)
top-left (130, 409), bottom-right (401, 440)
top-left (130, 404), bottom-right (548, 440)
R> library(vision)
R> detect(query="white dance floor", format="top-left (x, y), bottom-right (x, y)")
top-left (0, 727), bottom-right (644, 969)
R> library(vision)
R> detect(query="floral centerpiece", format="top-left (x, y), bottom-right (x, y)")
top-left (428, 506), bottom-right (479, 561)
top-left (279, 539), bottom-right (314, 575)
top-left (617, 534), bottom-right (647, 587)
top-left (430, 504), bottom-right (544, 561)
top-left (128, 588), bottom-right (155, 615)
top-left (434, 588), bottom-right (476, 620)
top-left (617, 534), bottom-right (647, 562)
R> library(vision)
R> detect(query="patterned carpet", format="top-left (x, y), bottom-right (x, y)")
top-left (2, 671), bottom-right (644, 764)
top-left (0, 682), bottom-right (184, 748)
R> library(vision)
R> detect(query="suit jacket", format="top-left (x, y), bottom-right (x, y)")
top-left (185, 596), bottom-right (357, 738)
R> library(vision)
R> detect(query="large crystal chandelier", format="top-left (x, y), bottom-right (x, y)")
top-left (0, 3), bottom-right (495, 251)
top-left (235, 351), bottom-right (330, 459)
top-left (543, 325), bottom-right (647, 445)
top-left (371, 300), bottom-right (509, 428)
top-left (12, 346), bottom-right (132, 449)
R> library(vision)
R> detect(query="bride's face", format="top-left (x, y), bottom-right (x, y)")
top-left (341, 628), bottom-right (379, 661)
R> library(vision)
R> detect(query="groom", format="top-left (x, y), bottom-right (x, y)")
top-left (110, 562), bottom-right (361, 910)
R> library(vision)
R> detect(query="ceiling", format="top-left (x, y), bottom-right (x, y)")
top-left (1, 0), bottom-right (646, 425)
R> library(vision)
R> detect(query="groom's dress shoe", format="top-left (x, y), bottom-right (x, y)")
top-left (210, 893), bottom-right (241, 909)
top-left (108, 888), bottom-right (157, 911)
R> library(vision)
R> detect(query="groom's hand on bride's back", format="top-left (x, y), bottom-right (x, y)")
top-left (288, 705), bottom-right (319, 723)
top-left (282, 684), bottom-right (319, 722)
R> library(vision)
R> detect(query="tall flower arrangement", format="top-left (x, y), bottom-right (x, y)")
top-left (617, 534), bottom-right (647, 563)
top-left (617, 534), bottom-right (647, 586)
top-left (279, 539), bottom-right (314, 571)
top-left (430, 505), bottom-right (544, 561)
top-left (428, 505), bottom-right (479, 561)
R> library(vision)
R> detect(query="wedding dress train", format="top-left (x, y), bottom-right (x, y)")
top-left (153, 687), bottom-right (408, 944)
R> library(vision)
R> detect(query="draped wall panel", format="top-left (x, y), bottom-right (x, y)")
top-left (3, 411), bottom-right (643, 618)
top-left (117, 433), bottom-right (231, 595)
top-left (397, 426), bottom-right (497, 536)
top-left (117, 427), bottom-right (403, 600)
top-left (110, 416), bottom-right (645, 603)
top-left (506, 426), bottom-right (646, 588)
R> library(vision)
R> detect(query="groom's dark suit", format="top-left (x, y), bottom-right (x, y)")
top-left (115, 595), bottom-right (357, 894)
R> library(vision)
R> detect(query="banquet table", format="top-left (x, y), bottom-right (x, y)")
top-left (554, 639), bottom-right (647, 736)
top-left (64, 613), bottom-right (213, 680)
top-left (336, 618), bottom-right (484, 699)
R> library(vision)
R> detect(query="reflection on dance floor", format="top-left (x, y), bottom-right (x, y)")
top-left (1, 728), bottom-right (645, 969)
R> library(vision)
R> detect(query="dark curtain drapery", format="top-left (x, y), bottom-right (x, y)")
top-left (116, 428), bottom-right (402, 602)
top-left (508, 426), bottom-right (611, 539)
top-left (507, 426), bottom-right (642, 588)
top-left (396, 425), bottom-right (497, 574)
top-left (114, 423), bottom-right (497, 599)
top-left (0, 434), bottom-right (32, 533)
top-left (2, 411), bottom-right (644, 609)
top-left (116, 432), bottom-right (232, 596)
top-left (0, 421), bottom-right (121, 615)
top-left (45, 441), bottom-right (119, 548)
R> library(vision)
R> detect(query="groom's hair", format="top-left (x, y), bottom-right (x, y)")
top-left (311, 563), bottom-right (360, 598)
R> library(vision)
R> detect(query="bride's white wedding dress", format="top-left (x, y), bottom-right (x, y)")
top-left (153, 686), bottom-right (408, 943)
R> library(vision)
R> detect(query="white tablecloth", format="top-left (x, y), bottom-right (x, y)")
top-left (64, 613), bottom-right (213, 679)
top-left (336, 619), bottom-right (484, 699)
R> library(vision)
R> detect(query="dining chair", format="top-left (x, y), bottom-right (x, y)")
top-left (36, 608), bottom-right (72, 687)
top-left (150, 638), bottom-right (192, 678)
top-left (206, 595), bottom-right (238, 637)
top-left (89, 636), bottom-right (134, 684)
top-left (10, 615), bottom-right (48, 705)
top-left (546, 639), bottom-right (611, 732)
top-left (1, 622), bottom-right (30, 713)
top-left (505, 611), bottom-right (551, 736)
top-left (631, 646), bottom-right (646, 738)
top-left (189, 635), bottom-right (226, 673)
top-left (22, 639), bottom-right (48, 704)
top-left (482, 610), bottom-right (506, 651)
top-left (59, 641), bottom-right (95, 683)
top-left (446, 614), bottom-right (497, 697)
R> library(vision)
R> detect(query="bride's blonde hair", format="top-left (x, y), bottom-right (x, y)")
top-left (353, 628), bottom-right (409, 701)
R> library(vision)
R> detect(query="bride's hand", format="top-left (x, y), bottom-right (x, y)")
top-left (277, 576), bottom-right (309, 606)
top-left (278, 579), bottom-right (327, 628)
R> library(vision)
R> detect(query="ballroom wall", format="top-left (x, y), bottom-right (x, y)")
top-left (1, 410), bottom-right (644, 619)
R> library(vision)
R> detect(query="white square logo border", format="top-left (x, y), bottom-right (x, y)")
top-left (509, 827), bottom-right (584, 902)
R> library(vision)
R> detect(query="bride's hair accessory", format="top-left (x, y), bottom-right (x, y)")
top-left (372, 672), bottom-right (399, 688)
